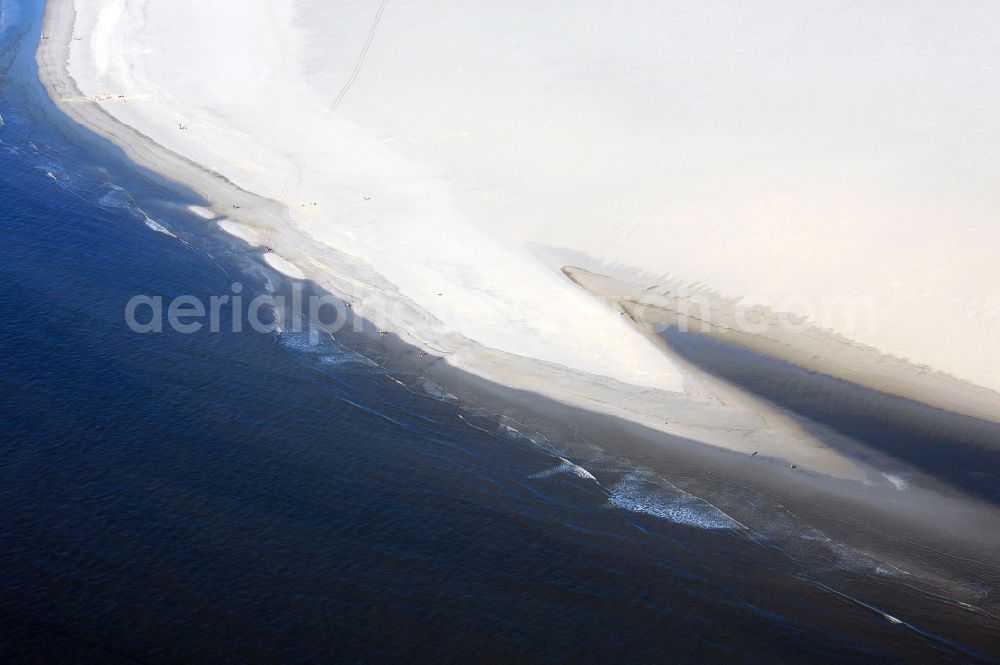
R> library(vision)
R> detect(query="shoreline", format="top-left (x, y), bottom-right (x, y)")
top-left (26, 0), bottom-right (1000, 614)
top-left (34, 0), bottom-right (876, 481)
top-left (13, 0), bottom-right (1000, 662)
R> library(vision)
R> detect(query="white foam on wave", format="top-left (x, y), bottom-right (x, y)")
top-left (276, 329), bottom-right (376, 369)
top-left (418, 378), bottom-right (458, 404)
top-left (98, 183), bottom-right (133, 210)
top-left (763, 513), bottom-right (908, 578)
top-left (187, 205), bottom-right (214, 219)
top-left (609, 474), bottom-right (744, 530)
top-left (493, 418), bottom-right (562, 458)
top-left (38, 161), bottom-right (64, 180)
top-left (883, 473), bottom-right (907, 491)
top-left (143, 218), bottom-right (173, 236)
top-left (812, 582), bottom-right (915, 631)
top-left (828, 540), bottom-right (906, 577)
top-left (0, 0), bottom-right (20, 34)
top-left (530, 457), bottom-right (597, 482)
top-left (319, 353), bottom-right (375, 368)
top-left (99, 184), bottom-right (176, 237)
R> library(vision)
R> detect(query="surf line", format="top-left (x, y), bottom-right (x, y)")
top-left (809, 579), bottom-right (990, 660)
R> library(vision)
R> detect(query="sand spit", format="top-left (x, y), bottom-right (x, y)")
top-left (37, 0), bottom-right (1000, 481)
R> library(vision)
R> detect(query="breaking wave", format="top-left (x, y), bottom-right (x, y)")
top-left (531, 457), bottom-right (597, 482)
top-left (609, 473), bottom-right (745, 530)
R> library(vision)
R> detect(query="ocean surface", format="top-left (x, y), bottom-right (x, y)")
top-left (2, 2), bottom-right (999, 662)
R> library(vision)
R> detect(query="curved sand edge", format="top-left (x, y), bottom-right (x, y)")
top-left (35, 0), bottom-right (873, 481)
top-left (564, 266), bottom-right (1000, 425)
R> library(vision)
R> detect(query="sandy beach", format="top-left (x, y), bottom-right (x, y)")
top-left (35, 0), bottom-right (1000, 482)
top-left (13, 3), bottom-right (1000, 657)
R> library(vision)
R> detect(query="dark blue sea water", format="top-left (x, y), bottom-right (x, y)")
top-left (2, 2), bottom-right (999, 662)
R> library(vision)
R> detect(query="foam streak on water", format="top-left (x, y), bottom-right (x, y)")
top-left (608, 473), bottom-right (745, 530)
top-left (530, 457), bottom-right (597, 482)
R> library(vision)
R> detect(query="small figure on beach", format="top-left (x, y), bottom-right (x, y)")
top-left (378, 330), bottom-right (387, 336)
top-left (264, 245), bottom-right (273, 253)
top-left (419, 350), bottom-right (427, 358)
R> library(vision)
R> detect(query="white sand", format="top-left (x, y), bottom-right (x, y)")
top-left (263, 253), bottom-right (306, 280)
top-left (186, 205), bottom-right (214, 220)
top-left (36, 0), bottom-right (1000, 476)
top-left (59, 0), bottom-right (686, 394)
top-left (59, 0), bottom-right (1000, 399)
top-left (217, 220), bottom-right (262, 246)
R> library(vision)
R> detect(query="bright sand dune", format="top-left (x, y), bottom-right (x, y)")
top-left (44, 0), bottom-right (1000, 472)
top-left (62, 0), bottom-right (1000, 394)
top-left (64, 0), bottom-right (692, 393)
